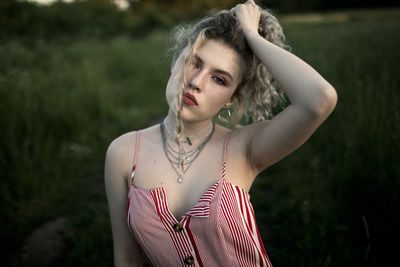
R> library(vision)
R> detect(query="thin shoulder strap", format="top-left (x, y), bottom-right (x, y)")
top-left (130, 131), bottom-right (141, 185)
top-left (221, 133), bottom-right (231, 180)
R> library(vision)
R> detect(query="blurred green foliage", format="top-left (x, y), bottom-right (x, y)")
top-left (260, 0), bottom-right (399, 12)
top-left (0, 1), bottom-right (399, 266)
top-left (0, 0), bottom-right (174, 41)
top-left (1, 0), bottom-right (399, 43)
top-left (0, 30), bottom-right (171, 265)
top-left (257, 10), bottom-right (400, 265)
top-left (129, 0), bottom-right (399, 14)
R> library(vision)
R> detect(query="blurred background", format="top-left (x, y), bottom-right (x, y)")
top-left (0, 0), bottom-right (399, 266)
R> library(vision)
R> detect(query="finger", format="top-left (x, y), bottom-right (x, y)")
top-left (230, 5), bottom-right (241, 16)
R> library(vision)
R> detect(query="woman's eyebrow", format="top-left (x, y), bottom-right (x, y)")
top-left (194, 55), bottom-right (234, 82)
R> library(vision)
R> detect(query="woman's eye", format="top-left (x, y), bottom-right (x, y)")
top-left (213, 76), bottom-right (226, 85)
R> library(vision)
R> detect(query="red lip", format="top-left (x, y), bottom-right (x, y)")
top-left (183, 92), bottom-right (198, 106)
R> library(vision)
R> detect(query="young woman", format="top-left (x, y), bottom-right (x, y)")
top-left (105, 1), bottom-right (337, 266)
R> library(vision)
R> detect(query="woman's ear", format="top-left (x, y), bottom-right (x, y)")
top-left (225, 93), bottom-right (239, 107)
top-left (224, 101), bottom-right (233, 108)
top-left (224, 93), bottom-right (236, 108)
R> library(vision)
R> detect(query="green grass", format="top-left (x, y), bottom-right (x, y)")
top-left (0, 32), bottom-right (171, 266)
top-left (0, 8), bottom-right (399, 267)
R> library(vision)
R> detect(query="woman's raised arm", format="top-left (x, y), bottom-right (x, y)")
top-left (233, 1), bottom-right (337, 172)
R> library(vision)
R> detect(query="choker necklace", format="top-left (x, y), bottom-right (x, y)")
top-left (160, 119), bottom-right (215, 183)
top-left (163, 117), bottom-right (213, 146)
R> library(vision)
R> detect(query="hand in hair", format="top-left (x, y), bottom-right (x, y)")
top-left (232, 0), bottom-right (261, 35)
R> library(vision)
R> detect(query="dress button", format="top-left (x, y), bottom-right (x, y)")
top-left (173, 223), bottom-right (184, 232)
top-left (184, 255), bottom-right (194, 265)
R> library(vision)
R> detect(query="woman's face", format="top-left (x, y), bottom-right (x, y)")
top-left (167, 39), bottom-right (243, 123)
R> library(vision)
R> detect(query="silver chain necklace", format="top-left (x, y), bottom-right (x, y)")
top-left (163, 116), bottom-right (213, 145)
top-left (160, 120), bottom-right (215, 183)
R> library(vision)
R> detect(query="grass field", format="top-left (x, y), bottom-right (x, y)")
top-left (0, 8), bottom-right (399, 267)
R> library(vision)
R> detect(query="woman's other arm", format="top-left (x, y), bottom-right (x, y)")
top-left (105, 134), bottom-right (145, 267)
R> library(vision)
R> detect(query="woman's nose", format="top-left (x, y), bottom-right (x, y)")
top-left (188, 71), bottom-right (204, 91)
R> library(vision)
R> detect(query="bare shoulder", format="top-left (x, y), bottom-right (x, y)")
top-left (105, 131), bottom-right (137, 182)
top-left (106, 131), bottom-right (136, 160)
top-left (213, 123), bottom-right (231, 141)
top-left (105, 124), bottom-right (161, 175)
top-left (107, 124), bottom-right (160, 154)
top-left (226, 120), bottom-right (273, 176)
top-left (230, 120), bottom-right (272, 139)
top-left (228, 120), bottom-right (271, 152)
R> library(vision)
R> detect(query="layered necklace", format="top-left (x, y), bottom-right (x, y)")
top-left (160, 117), bottom-right (215, 183)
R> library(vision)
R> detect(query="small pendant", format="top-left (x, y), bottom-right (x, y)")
top-left (177, 176), bottom-right (183, 183)
top-left (186, 137), bottom-right (192, 146)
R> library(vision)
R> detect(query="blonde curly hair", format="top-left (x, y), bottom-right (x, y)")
top-left (168, 8), bottom-right (290, 137)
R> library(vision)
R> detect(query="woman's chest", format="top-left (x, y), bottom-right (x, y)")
top-left (129, 176), bottom-right (223, 225)
top-left (132, 164), bottom-right (223, 221)
top-left (132, 145), bottom-right (223, 200)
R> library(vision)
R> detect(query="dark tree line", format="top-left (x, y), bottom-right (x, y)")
top-left (1, 0), bottom-right (399, 41)
top-left (0, 0), bottom-right (170, 41)
top-left (130, 0), bottom-right (399, 13)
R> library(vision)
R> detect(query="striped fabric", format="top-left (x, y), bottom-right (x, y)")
top-left (127, 132), bottom-right (272, 267)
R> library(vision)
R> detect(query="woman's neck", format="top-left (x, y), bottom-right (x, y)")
top-left (165, 112), bottom-right (213, 140)
top-left (182, 120), bottom-right (213, 137)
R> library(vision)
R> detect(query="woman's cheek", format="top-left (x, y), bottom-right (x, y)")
top-left (211, 99), bottom-right (227, 114)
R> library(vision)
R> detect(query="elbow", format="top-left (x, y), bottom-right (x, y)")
top-left (308, 85), bottom-right (338, 117)
top-left (323, 85), bottom-right (338, 114)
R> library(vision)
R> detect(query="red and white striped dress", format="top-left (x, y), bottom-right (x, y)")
top-left (127, 132), bottom-right (272, 267)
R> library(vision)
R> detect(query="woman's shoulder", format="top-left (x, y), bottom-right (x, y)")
top-left (105, 125), bottom-right (160, 179)
top-left (107, 124), bottom-right (161, 155)
top-left (105, 131), bottom-right (137, 177)
top-left (213, 123), bottom-right (232, 139)
top-left (107, 131), bottom-right (136, 154)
